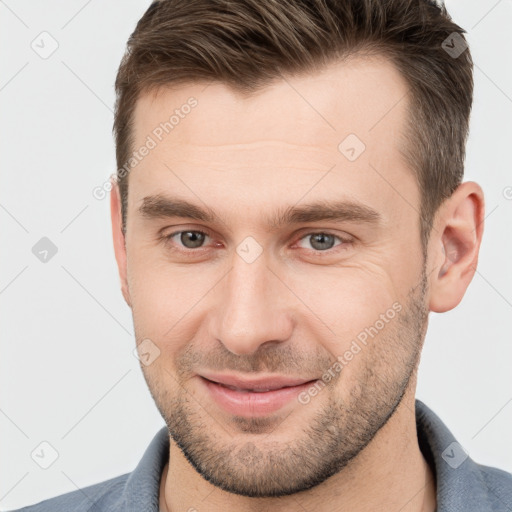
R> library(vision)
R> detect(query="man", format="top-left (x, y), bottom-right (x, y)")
top-left (11, 0), bottom-right (512, 510)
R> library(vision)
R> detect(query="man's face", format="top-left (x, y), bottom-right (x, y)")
top-left (118, 56), bottom-right (430, 497)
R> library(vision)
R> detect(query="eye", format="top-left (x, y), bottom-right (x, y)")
top-left (165, 230), bottom-right (211, 249)
top-left (161, 229), bottom-right (352, 255)
top-left (296, 232), bottom-right (348, 251)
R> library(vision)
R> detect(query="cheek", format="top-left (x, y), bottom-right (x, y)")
top-left (294, 263), bottom-right (399, 328)
top-left (288, 264), bottom-right (405, 373)
top-left (126, 249), bottom-right (222, 345)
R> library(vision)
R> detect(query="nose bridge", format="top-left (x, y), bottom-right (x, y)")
top-left (213, 250), bottom-right (292, 355)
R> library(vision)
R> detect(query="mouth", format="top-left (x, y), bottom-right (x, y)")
top-left (199, 372), bottom-right (318, 392)
top-left (208, 381), bottom-right (293, 392)
top-left (199, 375), bottom-right (319, 417)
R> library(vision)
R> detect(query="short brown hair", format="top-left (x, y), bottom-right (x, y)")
top-left (113, 0), bottom-right (473, 254)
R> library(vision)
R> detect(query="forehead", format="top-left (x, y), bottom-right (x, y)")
top-left (128, 55), bottom-right (418, 228)
top-left (133, 55), bottom-right (409, 146)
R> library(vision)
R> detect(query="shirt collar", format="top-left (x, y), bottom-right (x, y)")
top-left (415, 398), bottom-right (497, 511)
top-left (119, 400), bottom-right (496, 511)
top-left (120, 425), bottom-right (169, 511)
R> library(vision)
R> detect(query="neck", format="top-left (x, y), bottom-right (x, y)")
top-left (160, 386), bottom-right (436, 512)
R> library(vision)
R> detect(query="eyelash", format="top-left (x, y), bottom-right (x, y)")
top-left (161, 229), bottom-right (353, 255)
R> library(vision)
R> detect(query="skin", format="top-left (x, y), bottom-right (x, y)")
top-left (110, 55), bottom-right (484, 512)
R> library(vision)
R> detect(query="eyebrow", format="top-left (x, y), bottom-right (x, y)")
top-left (138, 194), bottom-right (382, 229)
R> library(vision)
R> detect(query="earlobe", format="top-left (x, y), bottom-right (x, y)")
top-left (428, 181), bottom-right (485, 313)
top-left (110, 179), bottom-right (132, 308)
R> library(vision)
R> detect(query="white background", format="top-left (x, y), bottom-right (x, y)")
top-left (1, 0), bottom-right (511, 509)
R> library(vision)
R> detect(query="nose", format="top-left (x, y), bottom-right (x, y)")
top-left (210, 251), bottom-right (294, 356)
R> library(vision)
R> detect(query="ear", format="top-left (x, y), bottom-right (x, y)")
top-left (110, 179), bottom-right (132, 308)
top-left (428, 181), bottom-right (485, 312)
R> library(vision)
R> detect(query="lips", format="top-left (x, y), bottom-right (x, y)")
top-left (199, 373), bottom-right (316, 392)
top-left (200, 374), bottom-right (320, 417)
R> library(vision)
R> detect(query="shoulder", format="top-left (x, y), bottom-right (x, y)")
top-left (7, 473), bottom-right (130, 512)
top-left (8, 426), bottom-right (170, 512)
top-left (415, 399), bottom-right (512, 510)
top-left (476, 462), bottom-right (512, 508)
